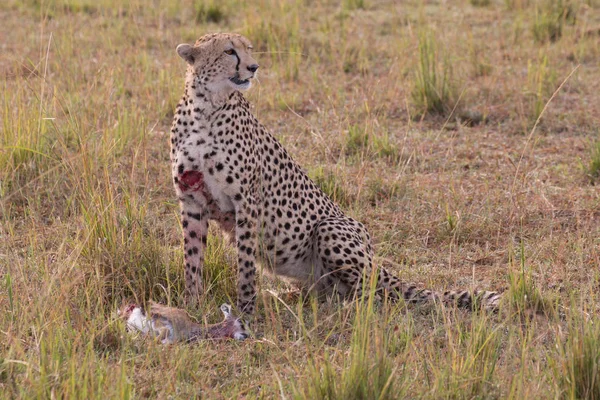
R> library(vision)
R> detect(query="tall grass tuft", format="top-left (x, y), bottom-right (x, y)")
top-left (427, 312), bottom-right (501, 398)
top-left (344, 124), bottom-right (399, 163)
top-left (342, 0), bottom-right (367, 11)
top-left (412, 31), bottom-right (457, 115)
top-left (78, 173), bottom-right (178, 305)
top-left (78, 168), bottom-right (236, 306)
top-left (505, 0), bottom-right (531, 8)
top-left (504, 241), bottom-right (556, 316)
top-left (243, 1), bottom-right (303, 81)
top-left (195, 0), bottom-right (226, 24)
top-left (588, 139), bottom-right (600, 183)
top-left (1, 82), bottom-right (58, 189)
top-left (372, 132), bottom-right (399, 162)
top-left (532, 0), bottom-right (577, 43)
top-left (309, 166), bottom-right (353, 208)
top-left (293, 274), bottom-right (406, 399)
top-left (345, 124), bottom-right (369, 157)
top-left (526, 53), bottom-right (556, 124)
top-left (552, 313), bottom-right (600, 399)
top-left (366, 178), bottom-right (403, 207)
top-left (468, 39), bottom-right (493, 77)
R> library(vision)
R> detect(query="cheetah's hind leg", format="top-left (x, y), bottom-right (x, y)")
top-left (312, 217), bottom-right (375, 300)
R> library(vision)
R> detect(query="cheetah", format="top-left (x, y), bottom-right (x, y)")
top-left (169, 33), bottom-right (501, 315)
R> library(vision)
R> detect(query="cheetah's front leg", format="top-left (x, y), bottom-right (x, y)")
top-left (178, 193), bottom-right (210, 304)
top-left (233, 198), bottom-right (258, 315)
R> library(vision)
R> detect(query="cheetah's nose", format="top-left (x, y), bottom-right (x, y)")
top-left (247, 64), bottom-right (259, 73)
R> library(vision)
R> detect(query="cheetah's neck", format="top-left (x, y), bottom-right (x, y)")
top-left (182, 72), bottom-right (236, 117)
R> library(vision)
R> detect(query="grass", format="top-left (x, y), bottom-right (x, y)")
top-left (505, 0), bottom-right (532, 8)
top-left (195, 1), bottom-right (226, 24)
top-left (345, 123), bottom-right (370, 157)
top-left (532, 0), bottom-right (577, 43)
top-left (293, 285), bottom-right (407, 399)
top-left (525, 50), bottom-right (564, 127)
top-left (242, 0), bottom-right (303, 81)
top-left (309, 166), bottom-right (353, 208)
top-left (552, 312), bottom-right (600, 399)
top-left (589, 138), bottom-right (600, 183)
top-left (425, 311), bottom-right (501, 398)
top-left (345, 124), bottom-right (399, 163)
top-left (412, 30), bottom-right (457, 116)
top-left (342, 0), bottom-right (367, 11)
top-left (471, 0), bottom-right (491, 6)
top-left (504, 240), bottom-right (557, 316)
top-left (2, 0), bottom-right (600, 398)
top-left (366, 178), bottom-right (404, 207)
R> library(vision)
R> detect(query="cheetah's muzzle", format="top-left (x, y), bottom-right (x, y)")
top-left (229, 73), bottom-right (250, 87)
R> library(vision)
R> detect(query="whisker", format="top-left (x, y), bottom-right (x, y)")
top-left (252, 51), bottom-right (308, 57)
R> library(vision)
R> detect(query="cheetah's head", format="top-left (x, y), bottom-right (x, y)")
top-left (176, 33), bottom-right (259, 94)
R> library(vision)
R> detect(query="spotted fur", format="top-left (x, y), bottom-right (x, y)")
top-left (170, 33), bottom-right (501, 315)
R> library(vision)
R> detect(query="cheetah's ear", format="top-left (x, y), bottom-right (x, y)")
top-left (220, 303), bottom-right (232, 317)
top-left (176, 43), bottom-right (196, 65)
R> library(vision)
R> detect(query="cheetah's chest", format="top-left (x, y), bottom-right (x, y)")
top-left (173, 108), bottom-right (257, 211)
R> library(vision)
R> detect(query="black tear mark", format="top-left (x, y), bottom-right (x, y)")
top-left (231, 42), bottom-right (240, 71)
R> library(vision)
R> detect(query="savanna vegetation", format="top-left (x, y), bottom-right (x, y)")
top-left (1, 0), bottom-right (600, 398)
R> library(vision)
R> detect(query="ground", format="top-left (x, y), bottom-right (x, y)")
top-left (1, 0), bottom-right (600, 398)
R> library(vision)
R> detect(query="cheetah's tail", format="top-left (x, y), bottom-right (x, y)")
top-left (375, 262), bottom-right (502, 312)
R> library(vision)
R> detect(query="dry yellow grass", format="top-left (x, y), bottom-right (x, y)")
top-left (1, 0), bottom-right (600, 398)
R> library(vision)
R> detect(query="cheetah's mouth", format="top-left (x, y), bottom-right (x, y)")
top-left (229, 73), bottom-right (252, 89)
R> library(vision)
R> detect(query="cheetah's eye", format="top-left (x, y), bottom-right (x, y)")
top-left (224, 49), bottom-right (235, 56)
